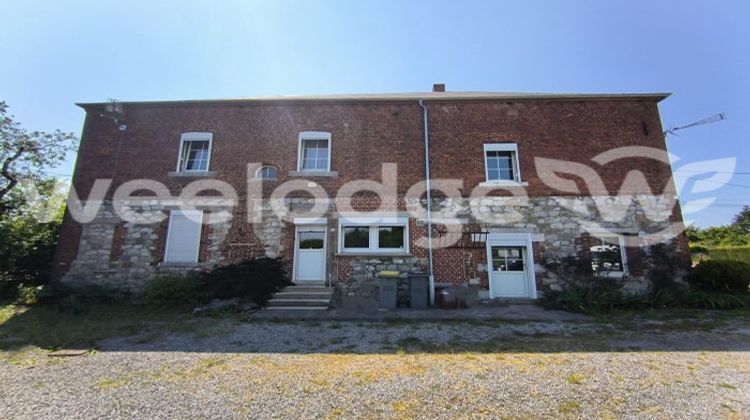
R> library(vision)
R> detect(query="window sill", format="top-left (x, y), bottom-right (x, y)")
top-left (158, 262), bottom-right (202, 268)
top-left (168, 171), bottom-right (216, 178)
top-left (594, 271), bottom-right (627, 278)
top-left (289, 170), bottom-right (338, 177)
top-left (478, 180), bottom-right (529, 188)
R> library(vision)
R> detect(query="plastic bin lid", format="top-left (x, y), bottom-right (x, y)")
top-left (377, 270), bottom-right (400, 278)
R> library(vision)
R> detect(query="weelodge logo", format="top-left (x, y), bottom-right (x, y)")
top-left (535, 146), bottom-right (736, 245)
top-left (21, 147), bottom-right (736, 249)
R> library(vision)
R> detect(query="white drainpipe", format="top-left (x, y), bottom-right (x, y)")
top-left (418, 99), bottom-right (436, 305)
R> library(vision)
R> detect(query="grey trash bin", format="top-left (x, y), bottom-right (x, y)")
top-left (378, 272), bottom-right (399, 310)
top-left (409, 274), bottom-right (430, 309)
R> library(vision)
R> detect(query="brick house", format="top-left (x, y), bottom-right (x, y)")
top-left (52, 85), bottom-right (688, 309)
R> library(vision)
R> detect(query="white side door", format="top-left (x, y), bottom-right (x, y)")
top-left (488, 246), bottom-right (528, 298)
top-left (294, 228), bottom-right (326, 282)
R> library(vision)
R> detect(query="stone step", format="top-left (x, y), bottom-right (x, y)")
top-left (267, 298), bottom-right (331, 308)
top-left (275, 291), bottom-right (332, 300)
top-left (291, 281), bottom-right (326, 287)
top-left (283, 286), bottom-right (331, 294)
top-left (263, 306), bottom-right (329, 311)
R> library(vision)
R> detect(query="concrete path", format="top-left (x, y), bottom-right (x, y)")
top-left (253, 303), bottom-right (590, 322)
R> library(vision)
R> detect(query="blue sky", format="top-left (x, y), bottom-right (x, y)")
top-left (1, 0), bottom-right (747, 227)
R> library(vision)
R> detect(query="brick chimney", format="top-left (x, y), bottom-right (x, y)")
top-left (432, 83), bottom-right (445, 92)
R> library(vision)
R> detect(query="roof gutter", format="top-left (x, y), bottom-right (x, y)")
top-left (419, 99), bottom-right (436, 306)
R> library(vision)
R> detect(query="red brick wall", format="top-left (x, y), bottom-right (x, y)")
top-left (54, 97), bottom-right (680, 280)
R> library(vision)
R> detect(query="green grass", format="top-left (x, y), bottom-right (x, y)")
top-left (0, 303), bottom-right (191, 351)
top-left (566, 373), bottom-right (585, 384)
top-left (558, 400), bottom-right (581, 413)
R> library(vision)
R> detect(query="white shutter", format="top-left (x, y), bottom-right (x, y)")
top-left (164, 210), bottom-right (203, 263)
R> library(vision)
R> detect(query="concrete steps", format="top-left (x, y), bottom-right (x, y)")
top-left (266, 283), bottom-right (331, 311)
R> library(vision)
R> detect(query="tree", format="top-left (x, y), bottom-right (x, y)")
top-left (732, 205), bottom-right (750, 234)
top-left (0, 100), bottom-right (77, 212)
top-left (0, 178), bottom-right (67, 286)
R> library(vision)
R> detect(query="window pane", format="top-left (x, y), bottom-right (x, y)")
top-left (491, 247), bottom-right (525, 271)
top-left (343, 226), bottom-right (369, 248)
top-left (259, 166), bottom-right (277, 179)
top-left (378, 226), bottom-right (404, 249)
top-left (183, 141), bottom-right (209, 171)
top-left (299, 232), bottom-right (324, 249)
top-left (590, 237), bottom-right (623, 272)
top-left (485, 150), bottom-right (515, 181)
top-left (302, 139), bottom-right (329, 170)
top-left (506, 259), bottom-right (524, 271)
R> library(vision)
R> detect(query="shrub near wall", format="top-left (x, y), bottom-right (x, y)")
top-left (706, 246), bottom-right (750, 264)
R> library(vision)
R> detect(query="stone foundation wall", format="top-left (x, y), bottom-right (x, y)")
top-left (334, 255), bottom-right (428, 310)
top-left (59, 193), bottom-right (686, 298)
top-left (60, 202), bottom-right (232, 292)
top-left (409, 194), bottom-right (683, 296)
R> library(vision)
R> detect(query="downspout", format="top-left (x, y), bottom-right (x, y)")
top-left (418, 99), bottom-right (436, 305)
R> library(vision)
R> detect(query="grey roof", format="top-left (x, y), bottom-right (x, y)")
top-left (76, 91), bottom-right (670, 108)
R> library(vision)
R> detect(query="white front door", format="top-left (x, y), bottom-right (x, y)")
top-left (489, 246), bottom-right (529, 298)
top-left (294, 228), bottom-right (326, 282)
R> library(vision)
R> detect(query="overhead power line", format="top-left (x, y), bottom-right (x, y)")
top-left (664, 113), bottom-right (727, 136)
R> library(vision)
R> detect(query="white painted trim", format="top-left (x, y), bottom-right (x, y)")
top-left (293, 217), bottom-right (328, 225)
top-left (177, 132), bottom-right (213, 172)
top-left (292, 224), bottom-right (327, 282)
top-left (297, 131), bottom-right (332, 172)
top-left (337, 218), bottom-right (410, 254)
top-left (483, 142), bottom-right (521, 183)
top-left (339, 216), bottom-right (408, 225)
top-left (587, 233), bottom-right (629, 277)
top-left (486, 232), bottom-right (537, 299)
top-left (163, 209), bottom-right (203, 263)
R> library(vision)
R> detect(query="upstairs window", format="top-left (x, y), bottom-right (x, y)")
top-left (298, 131), bottom-right (331, 172)
top-left (256, 165), bottom-right (278, 179)
top-left (484, 143), bottom-right (520, 182)
top-left (590, 235), bottom-right (627, 275)
top-left (177, 132), bottom-right (213, 172)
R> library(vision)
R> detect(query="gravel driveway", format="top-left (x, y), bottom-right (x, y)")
top-left (1, 314), bottom-right (748, 419)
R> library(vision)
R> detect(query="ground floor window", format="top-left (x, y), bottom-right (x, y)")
top-left (164, 210), bottom-right (203, 263)
top-left (339, 219), bottom-right (408, 254)
top-left (589, 235), bottom-right (626, 275)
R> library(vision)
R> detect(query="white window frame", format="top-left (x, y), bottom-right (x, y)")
top-left (255, 165), bottom-right (279, 179)
top-left (337, 216), bottom-right (409, 254)
top-left (297, 131), bottom-right (331, 172)
top-left (163, 209), bottom-right (203, 264)
top-left (483, 143), bottom-right (522, 184)
top-left (589, 234), bottom-right (628, 277)
top-left (177, 132), bottom-right (213, 172)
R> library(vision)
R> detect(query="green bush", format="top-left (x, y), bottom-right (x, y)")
top-left (15, 284), bottom-right (41, 304)
top-left (540, 245), bottom-right (749, 313)
top-left (37, 283), bottom-right (131, 314)
top-left (683, 290), bottom-right (749, 309)
top-left (706, 246), bottom-right (750, 264)
top-left (539, 279), bottom-right (643, 313)
top-left (690, 260), bottom-right (750, 293)
top-left (200, 257), bottom-right (292, 306)
top-left (141, 274), bottom-right (207, 307)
